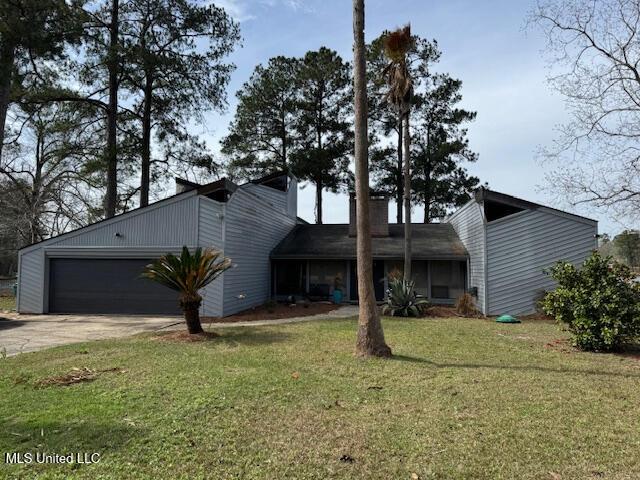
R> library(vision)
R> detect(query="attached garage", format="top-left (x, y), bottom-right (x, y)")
top-left (48, 258), bottom-right (180, 315)
top-left (17, 173), bottom-right (299, 317)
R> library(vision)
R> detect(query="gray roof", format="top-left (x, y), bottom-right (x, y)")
top-left (271, 223), bottom-right (469, 260)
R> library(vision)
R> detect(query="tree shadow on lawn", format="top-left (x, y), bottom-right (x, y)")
top-left (1, 419), bottom-right (146, 457)
top-left (391, 354), bottom-right (640, 379)
top-left (203, 328), bottom-right (293, 347)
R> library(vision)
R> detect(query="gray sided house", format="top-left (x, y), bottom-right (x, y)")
top-left (270, 189), bottom-right (597, 315)
top-left (448, 188), bottom-right (598, 315)
top-left (17, 173), bottom-right (298, 317)
top-left (17, 175), bottom-right (597, 317)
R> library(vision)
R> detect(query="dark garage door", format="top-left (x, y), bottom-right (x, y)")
top-left (49, 258), bottom-right (181, 315)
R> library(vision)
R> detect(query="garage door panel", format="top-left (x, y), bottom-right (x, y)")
top-left (49, 258), bottom-right (181, 315)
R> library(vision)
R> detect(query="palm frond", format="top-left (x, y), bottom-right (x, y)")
top-left (142, 247), bottom-right (231, 297)
top-left (383, 24), bottom-right (412, 62)
top-left (382, 25), bottom-right (414, 112)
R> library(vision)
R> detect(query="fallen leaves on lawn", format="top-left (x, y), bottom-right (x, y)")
top-left (35, 367), bottom-right (127, 388)
top-left (291, 371), bottom-right (300, 380)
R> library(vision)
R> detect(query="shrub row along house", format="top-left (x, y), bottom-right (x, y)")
top-left (17, 172), bottom-right (597, 317)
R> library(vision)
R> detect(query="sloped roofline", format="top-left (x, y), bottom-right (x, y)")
top-left (475, 187), bottom-right (597, 224)
top-left (18, 172), bottom-right (282, 253)
top-left (446, 186), bottom-right (597, 225)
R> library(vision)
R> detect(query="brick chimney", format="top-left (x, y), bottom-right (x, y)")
top-left (349, 192), bottom-right (389, 237)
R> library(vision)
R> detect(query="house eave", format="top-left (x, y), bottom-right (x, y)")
top-left (270, 254), bottom-right (469, 261)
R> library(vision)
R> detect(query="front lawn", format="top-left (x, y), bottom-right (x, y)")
top-left (1, 317), bottom-right (639, 479)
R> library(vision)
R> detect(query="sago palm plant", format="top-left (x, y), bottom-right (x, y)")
top-left (143, 247), bottom-right (231, 334)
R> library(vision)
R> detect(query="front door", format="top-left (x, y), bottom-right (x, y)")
top-left (349, 260), bottom-right (386, 302)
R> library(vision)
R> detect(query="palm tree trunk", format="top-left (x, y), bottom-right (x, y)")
top-left (403, 109), bottom-right (412, 280)
top-left (353, 0), bottom-right (391, 358)
top-left (396, 114), bottom-right (403, 224)
top-left (181, 297), bottom-right (204, 334)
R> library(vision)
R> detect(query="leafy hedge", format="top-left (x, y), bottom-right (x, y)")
top-left (542, 252), bottom-right (640, 352)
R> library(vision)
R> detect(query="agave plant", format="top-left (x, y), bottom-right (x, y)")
top-left (382, 277), bottom-right (429, 317)
top-left (142, 247), bottom-right (231, 334)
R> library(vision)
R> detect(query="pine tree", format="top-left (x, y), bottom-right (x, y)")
top-left (121, 0), bottom-right (239, 206)
top-left (292, 47), bottom-right (353, 224)
top-left (222, 56), bottom-right (299, 181)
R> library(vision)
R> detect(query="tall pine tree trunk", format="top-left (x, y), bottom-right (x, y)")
top-left (281, 113), bottom-right (287, 170)
top-left (396, 114), bottom-right (403, 223)
top-left (140, 73), bottom-right (153, 207)
top-left (353, 0), bottom-right (391, 358)
top-left (0, 42), bottom-right (15, 162)
top-left (423, 165), bottom-right (431, 223)
top-left (315, 179), bottom-right (323, 224)
top-left (104, 0), bottom-right (119, 218)
top-left (403, 109), bottom-right (412, 280)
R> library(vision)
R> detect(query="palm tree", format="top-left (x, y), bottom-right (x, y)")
top-left (383, 25), bottom-right (413, 279)
top-left (143, 247), bottom-right (231, 334)
top-left (353, 0), bottom-right (392, 357)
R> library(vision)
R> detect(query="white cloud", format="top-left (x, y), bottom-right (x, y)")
top-left (209, 0), bottom-right (255, 22)
top-left (211, 0), bottom-right (309, 22)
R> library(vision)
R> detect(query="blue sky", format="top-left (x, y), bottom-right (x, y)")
top-left (196, 0), bottom-right (620, 235)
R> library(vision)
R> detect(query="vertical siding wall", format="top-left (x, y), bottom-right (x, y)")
top-left (222, 187), bottom-right (297, 316)
top-left (243, 184), bottom-right (288, 213)
top-left (17, 194), bottom-right (200, 313)
top-left (17, 250), bottom-right (45, 313)
top-left (197, 197), bottom-right (225, 317)
top-left (486, 208), bottom-right (597, 315)
top-left (448, 201), bottom-right (487, 313)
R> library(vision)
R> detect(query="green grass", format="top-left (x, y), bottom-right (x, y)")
top-left (1, 317), bottom-right (639, 479)
top-left (0, 295), bottom-right (15, 311)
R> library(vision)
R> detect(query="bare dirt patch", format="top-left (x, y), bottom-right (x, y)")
top-left (202, 302), bottom-right (339, 323)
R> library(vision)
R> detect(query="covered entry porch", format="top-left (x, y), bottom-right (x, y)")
top-left (272, 258), bottom-right (468, 304)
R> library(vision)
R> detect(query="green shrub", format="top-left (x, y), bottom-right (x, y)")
top-left (542, 252), bottom-right (640, 352)
top-left (382, 278), bottom-right (429, 317)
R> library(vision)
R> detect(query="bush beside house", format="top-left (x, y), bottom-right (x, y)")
top-left (543, 252), bottom-right (640, 352)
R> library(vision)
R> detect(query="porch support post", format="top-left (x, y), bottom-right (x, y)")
top-left (306, 260), bottom-right (310, 295)
top-left (272, 261), bottom-right (277, 298)
top-left (345, 260), bottom-right (351, 301)
top-left (383, 261), bottom-right (388, 299)
top-left (427, 260), bottom-right (432, 301)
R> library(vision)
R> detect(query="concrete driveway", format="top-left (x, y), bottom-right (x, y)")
top-left (0, 314), bottom-right (181, 356)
